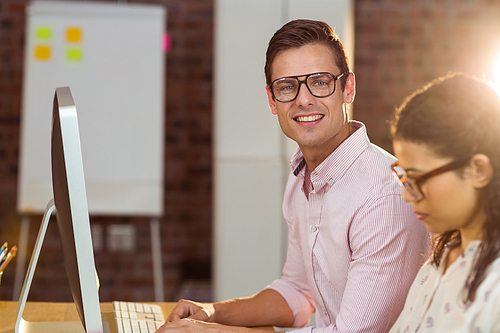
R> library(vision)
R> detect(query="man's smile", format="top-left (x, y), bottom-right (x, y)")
top-left (294, 114), bottom-right (324, 123)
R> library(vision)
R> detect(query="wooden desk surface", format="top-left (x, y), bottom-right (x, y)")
top-left (0, 301), bottom-right (274, 332)
top-left (0, 301), bottom-right (174, 332)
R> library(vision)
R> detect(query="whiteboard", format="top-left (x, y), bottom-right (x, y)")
top-left (18, 1), bottom-right (166, 216)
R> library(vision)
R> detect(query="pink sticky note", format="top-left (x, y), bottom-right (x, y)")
top-left (163, 33), bottom-right (171, 53)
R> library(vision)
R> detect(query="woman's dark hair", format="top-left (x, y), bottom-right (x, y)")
top-left (390, 72), bottom-right (500, 305)
top-left (264, 19), bottom-right (350, 90)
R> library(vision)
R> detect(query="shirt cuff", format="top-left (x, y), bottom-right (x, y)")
top-left (266, 279), bottom-right (315, 328)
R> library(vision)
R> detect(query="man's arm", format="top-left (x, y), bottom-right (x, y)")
top-left (166, 288), bottom-right (294, 328)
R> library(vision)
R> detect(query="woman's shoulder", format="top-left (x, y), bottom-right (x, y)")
top-left (461, 254), bottom-right (500, 332)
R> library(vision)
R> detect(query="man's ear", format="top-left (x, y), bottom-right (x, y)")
top-left (266, 86), bottom-right (278, 115)
top-left (343, 72), bottom-right (356, 105)
top-left (469, 154), bottom-right (493, 189)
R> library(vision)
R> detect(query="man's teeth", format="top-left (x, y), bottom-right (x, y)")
top-left (295, 115), bottom-right (323, 122)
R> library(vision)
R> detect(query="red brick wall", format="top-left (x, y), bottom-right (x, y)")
top-left (2, 0), bottom-right (500, 302)
top-left (354, 0), bottom-right (500, 151)
top-left (0, 0), bottom-right (213, 302)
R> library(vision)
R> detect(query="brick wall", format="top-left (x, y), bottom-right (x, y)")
top-left (2, 0), bottom-right (500, 302)
top-left (354, 0), bottom-right (500, 152)
top-left (0, 0), bottom-right (213, 302)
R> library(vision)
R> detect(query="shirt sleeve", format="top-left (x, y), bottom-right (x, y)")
top-left (310, 194), bottom-right (428, 333)
top-left (266, 217), bottom-right (316, 328)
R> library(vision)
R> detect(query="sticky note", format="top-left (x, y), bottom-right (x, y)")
top-left (36, 26), bottom-right (52, 40)
top-left (66, 47), bottom-right (82, 61)
top-left (163, 33), bottom-right (171, 53)
top-left (66, 27), bottom-right (82, 42)
top-left (34, 45), bottom-right (51, 60)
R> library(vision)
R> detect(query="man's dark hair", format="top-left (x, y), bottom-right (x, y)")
top-left (265, 19), bottom-right (350, 90)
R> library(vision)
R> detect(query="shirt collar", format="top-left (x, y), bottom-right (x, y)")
top-left (290, 121), bottom-right (371, 190)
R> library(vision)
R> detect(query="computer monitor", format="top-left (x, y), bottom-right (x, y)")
top-left (15, 87), bottom-right (109, 333)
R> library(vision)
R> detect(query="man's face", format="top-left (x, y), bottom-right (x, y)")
top-left (266, 44), bottom-right (355, 156)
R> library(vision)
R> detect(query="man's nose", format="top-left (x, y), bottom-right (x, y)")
top-left (294, 81), bottom-right (315, 106)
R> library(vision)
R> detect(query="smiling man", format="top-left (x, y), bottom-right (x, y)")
top-left (157, 19), bottom-right (429, 333)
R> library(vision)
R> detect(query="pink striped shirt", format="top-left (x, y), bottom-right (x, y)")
top-left (267, 121), bottom-right (430, 333)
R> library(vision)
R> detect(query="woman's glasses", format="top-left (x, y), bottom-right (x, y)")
top-left (391, 159), bottom-right (470, 200)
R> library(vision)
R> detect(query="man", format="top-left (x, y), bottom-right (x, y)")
top-left (157, 19), bottom-right (429, 333)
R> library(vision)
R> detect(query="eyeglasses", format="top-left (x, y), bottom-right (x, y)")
top-left (391, 159), bottom-right (470, 201)
top-left (270, 72), bottom-right (346, 103)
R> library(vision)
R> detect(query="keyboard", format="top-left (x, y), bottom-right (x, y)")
top-left (113, 301), bottom-right (165, 333)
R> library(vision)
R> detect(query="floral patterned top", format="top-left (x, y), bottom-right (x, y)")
top-left (390, 240), bottom-right (500, 333)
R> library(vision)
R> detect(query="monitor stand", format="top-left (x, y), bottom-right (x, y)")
top-left (12, 200), bottom-right (110, 333)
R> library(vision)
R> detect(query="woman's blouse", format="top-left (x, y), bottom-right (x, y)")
top-left (390, 240), bottom-right (500, 332)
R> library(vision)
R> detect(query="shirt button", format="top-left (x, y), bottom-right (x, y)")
top-left (311, 226), bottom-right (318, 232)
top-left (328, 178), bottom-right (334, 185)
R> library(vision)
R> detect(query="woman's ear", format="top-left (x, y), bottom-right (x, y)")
top-left (469, 154), bottom-right (493, 189)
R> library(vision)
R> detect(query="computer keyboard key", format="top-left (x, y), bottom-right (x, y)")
top-left (151, 304), bottom-right (162, 314)
top-left (147, 320), bottom-right (157, 332)
top-left (122, 319), bottom-right (132, 333)
top-left (120, 301), bottom-right (128, 311)
top-left (115, 318), bottom-right (124, 333)
top-left (128, 302), bottom-right (137, 312)
top-left (138, 319), bottom-right (148, 332)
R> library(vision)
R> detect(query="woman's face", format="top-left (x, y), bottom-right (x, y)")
top-left (392, 140), bottom-right (485, 236)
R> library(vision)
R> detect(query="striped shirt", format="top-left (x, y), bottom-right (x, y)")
top-left (267, 121), bottom-right (430, 333)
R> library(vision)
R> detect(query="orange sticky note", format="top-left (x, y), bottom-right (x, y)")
top-left (66, 27), bottom-right (82, 42)
top-left (34, 45), bottom-right (51, 60)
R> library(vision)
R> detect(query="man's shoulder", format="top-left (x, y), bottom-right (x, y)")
top-left (352, 143), bottom-right (397, 178)
top-left (337, 143), bottom-right (403, 206)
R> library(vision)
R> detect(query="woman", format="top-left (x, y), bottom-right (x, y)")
top-left (389, 73), bottom-right (500, 332)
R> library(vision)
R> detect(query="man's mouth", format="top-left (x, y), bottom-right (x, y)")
top-left (295, 114), bottom-right (324, 122)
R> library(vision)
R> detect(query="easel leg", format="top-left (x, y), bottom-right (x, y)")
top-left (12, 215), bottom-right (30, 301)
top-left (150, 218), bottom-right (164, 302)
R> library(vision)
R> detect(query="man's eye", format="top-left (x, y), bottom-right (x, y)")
top-left (276, 81), bottom-right (296, 93)
top-left (312, 80), bottom-right (328, 87)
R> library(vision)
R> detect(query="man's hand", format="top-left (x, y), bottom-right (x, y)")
top-left (166, 299), bottom-right (216, 323)
top-left (164, 290), bottom-right (294, 328)
top-left (156, 318), bottom-right (224, 333)
top-left (156, 318), bottom-right (267, 333)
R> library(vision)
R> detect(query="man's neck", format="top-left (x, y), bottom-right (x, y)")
top-left (301, 122), bottom-right (355, 171)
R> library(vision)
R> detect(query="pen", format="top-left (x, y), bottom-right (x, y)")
top-left (0, 245), bottom-right (17, 273)
top-left (0, 242), bottom-right (8, 264)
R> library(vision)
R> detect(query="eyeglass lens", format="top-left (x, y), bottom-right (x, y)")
top-left (393, 165), bottom-right (423, 200)
top-left (272, 73), bottom-right (339, 102)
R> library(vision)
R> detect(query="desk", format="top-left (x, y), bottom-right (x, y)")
top-left (0, 301), bottom-right (274, 332)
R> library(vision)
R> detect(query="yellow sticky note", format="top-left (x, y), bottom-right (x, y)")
top-left (66, 27), bottom-right (82, 42)
top-left (36, 26), bottom-right (51, 40)
top-left (34, 45), bottom-right (51, 60)
top-left (66, 47), bottom-right (82, 61)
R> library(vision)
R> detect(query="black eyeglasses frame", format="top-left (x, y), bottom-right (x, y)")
top-left (269, 72), bottom-right (347, 103)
